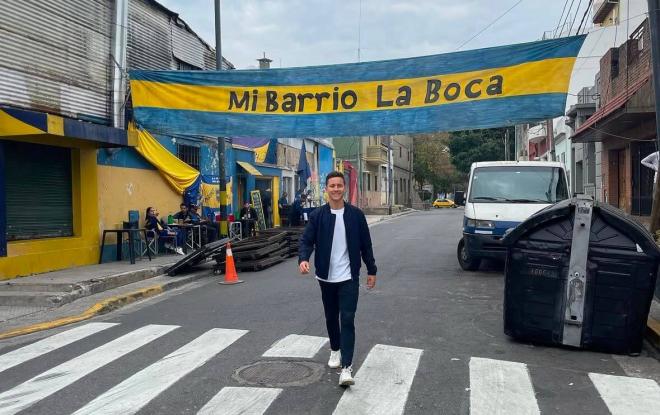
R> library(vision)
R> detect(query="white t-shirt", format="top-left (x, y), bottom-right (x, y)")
top-left (319, 207), bottom-right (352, 283)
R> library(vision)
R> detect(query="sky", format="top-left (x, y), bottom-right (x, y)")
top-left (157, 0), bottom-right (593, 70)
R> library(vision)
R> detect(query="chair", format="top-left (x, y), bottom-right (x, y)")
top-left (144, 226), bottom-right (179, 256)
top-left (122, 220), bottom-right (147, 260)
top-left (229, 221), bottom-right (242, 241)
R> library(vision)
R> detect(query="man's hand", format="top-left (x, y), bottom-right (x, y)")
top-left (299, 261), bottom-right (310, 274)
top-left (366, 275), bottom-right (376, 290)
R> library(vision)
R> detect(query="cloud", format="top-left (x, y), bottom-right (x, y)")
top-left (156, 0), bottom-right (575, 69)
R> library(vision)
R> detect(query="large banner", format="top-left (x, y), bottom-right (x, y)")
top-left (130, 35), bottom-right (586, 138)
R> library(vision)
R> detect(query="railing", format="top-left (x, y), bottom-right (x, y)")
top-left (365, 146), bottom-right (388, 163)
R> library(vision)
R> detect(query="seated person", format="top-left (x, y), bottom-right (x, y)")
top-left (144, 206), bottom-right (185, 255)
top-left (188, 204), bottom-right (218, 244)
top-left (240, 201), bottom-right (258, 238)
top-left (173, 203), bottom-right (191, 223)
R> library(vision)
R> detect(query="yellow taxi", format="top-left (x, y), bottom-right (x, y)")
top-left (433, 198), bottom-right (457, 208)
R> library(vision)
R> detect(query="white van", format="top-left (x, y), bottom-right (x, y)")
top-left (457, 161), bottom-right (570, 271)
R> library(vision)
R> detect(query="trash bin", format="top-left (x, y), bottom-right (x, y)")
top-left (501, 195), bottom-right (660, 355)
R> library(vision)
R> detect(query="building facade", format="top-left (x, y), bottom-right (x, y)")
top-left (0, 0), bottom-right (235, 278)
top-left (334, 135), bottom-right (414, 211)
top-left (571, 18), bottom-right (655, 216)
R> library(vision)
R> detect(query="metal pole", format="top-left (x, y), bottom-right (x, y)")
top-left (215, 0), bottom-right (228, 236)
top-left (647, 0), bottom-right (660, 233)
top-left (387, 136), bottom-right (393, 215)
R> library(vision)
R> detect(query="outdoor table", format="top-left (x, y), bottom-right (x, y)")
top-left (99, 228), bottom-right (151, 264)
top-left (169, 223), bottom-right (202, 250)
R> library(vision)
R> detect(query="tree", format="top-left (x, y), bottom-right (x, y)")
top-left (448, 127), bottom-right (515, 173)
top-left (413, 133), bottom-right (466, 196)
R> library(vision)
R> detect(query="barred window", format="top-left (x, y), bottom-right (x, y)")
top-left (177, 143), bottom-right (200, 170)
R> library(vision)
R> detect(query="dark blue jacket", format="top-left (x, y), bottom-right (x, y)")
top-left (299, 203), bottom-right (377, 281)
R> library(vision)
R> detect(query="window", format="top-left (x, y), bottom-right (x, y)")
top-left (176, 143), bottom-right (200, 170)
top-left (367, 173), bottom-right (371, 191)
top-left (399, 147), bottom-right (402, 158)
top-left (586, 143), bottom-right (596, 184)
top-left (610, 49), bottom-right (619, 79)
top-left (469, 166), bottom-right (569, 203)
top-left (176, 59), bottom-right (202, 71)
top-left (374, 174), bottom-right (378, 191)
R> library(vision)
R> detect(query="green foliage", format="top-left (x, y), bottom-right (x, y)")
top-left (448, 127), bottom-right (515, 173)
top-left (413, 133), bottom-right (466, 194)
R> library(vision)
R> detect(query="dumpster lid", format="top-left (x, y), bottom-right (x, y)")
top-left (502, 197), bottom-right (660, 258)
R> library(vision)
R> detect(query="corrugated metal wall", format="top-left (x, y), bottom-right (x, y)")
top-left (127, 0), bottom-right (174, 70)
top-left (0, 0), bottom-right (113, 122)
top-left (171, 20), bottom-right (205, 69)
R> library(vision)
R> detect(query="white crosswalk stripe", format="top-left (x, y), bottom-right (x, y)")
top-left (262, 334), bottom-right (328, 358)
top-left (0, 324), bottom-right (177, 415)
top-left (469, 357), bottom-right (540, 415)
top-left (332, 344), bottom-right (423, 415)
top-left (0, 322), bottom-right (118, 374)
top-left (72, 328), bottom-right (248, 415)
top-left (3, 324), bottom-right (660, 415)
top-left (589, 372), bottom-right (660, 415)
top-left (198, 387), bottom-right (282, 415)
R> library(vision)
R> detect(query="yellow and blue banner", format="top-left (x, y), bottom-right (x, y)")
top-left (130, 36), bottom-right (586, 137)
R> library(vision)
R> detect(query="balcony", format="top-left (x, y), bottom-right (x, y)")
top-left (364, 145), bottom-right (388, 164)
top-left (593, 0), bottom-right (618, 25)
top-left (526, 124), bottom-right (548, 144)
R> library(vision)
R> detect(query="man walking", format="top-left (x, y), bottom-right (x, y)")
top-left (299, 171), bottom-right (377, 386)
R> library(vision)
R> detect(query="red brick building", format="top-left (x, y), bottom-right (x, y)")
top-left (571, 19), bottom-right (656, 216)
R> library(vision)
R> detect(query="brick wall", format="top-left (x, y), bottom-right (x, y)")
top-left (599, 20), bottom-right (651, 106)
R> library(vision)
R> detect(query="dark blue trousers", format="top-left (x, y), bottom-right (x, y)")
top-left (319, 279), bottom-right (359, 367)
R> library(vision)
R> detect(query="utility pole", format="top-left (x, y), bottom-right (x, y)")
top-left (387, 136), bottom-right (393, 215)
top-left (215, 0), bottom-right (227, 237)
top-left (647, 0), bottom-right (660, 233)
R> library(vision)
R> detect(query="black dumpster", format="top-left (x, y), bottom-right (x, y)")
top-left (502, 195), bottom-right (660, 354)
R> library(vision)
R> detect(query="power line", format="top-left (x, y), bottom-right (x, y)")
top-left (576, 0), bottom-right (593, 35)
top-left (568, 0), bottom-right (583, 36)
top-left (553, 0), bottom-right (571, 37)
top-left (455, 0), bottom-right (524, 51)
top-left (560, 0), bottom-right (577, 37)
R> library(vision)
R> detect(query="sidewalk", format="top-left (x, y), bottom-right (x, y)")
top-left (366, 208), bottom-right (416, 225)
top-left (0, 255), bottom-right (179, 334)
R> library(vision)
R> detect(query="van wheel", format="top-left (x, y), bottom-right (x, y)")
top-left (457, 238), bottom-right (481, 271)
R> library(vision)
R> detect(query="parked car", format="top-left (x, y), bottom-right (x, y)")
top-left (457, 161), bottom-right (570, 271)
top-left (433, 198), bottom-right (457, 208)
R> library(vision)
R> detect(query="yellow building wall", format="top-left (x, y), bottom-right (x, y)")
top-left (0, 135), bottom-right (99, 279)
top-left (97, 165), bottom-right (180, 242)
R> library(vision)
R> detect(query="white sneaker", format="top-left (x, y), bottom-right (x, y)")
top-left (175, 247), bottom-right (185, 255)
top-left (328, 350), bottom-right (341, 369)
top-left (339, 366), bottom-right (354, 386)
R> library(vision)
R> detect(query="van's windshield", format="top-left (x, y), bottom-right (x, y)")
top-left (469, 166), bottom-right (569, 203)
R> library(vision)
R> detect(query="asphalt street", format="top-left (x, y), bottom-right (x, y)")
top-left (1, 208), bottom-right (659, 415)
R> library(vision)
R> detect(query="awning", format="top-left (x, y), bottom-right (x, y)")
top-left (571, 73), bottom-right (652, 143)
top-left (237, 161), bottom-right (262, 176)
top-left (0, 106), bottom-right (128, 147)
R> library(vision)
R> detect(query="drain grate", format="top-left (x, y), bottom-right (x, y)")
top-left (233, 360), bottom-right (324, 387)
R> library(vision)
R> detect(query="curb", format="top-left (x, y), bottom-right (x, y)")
top-left (0, 271), bottom-right (211, 341)
top-left (646, 317), bottom-right (660, 350)
top-left (369, 209), bottom-right (415, 226)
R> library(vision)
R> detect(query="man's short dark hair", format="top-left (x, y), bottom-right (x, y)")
top-left (325, 171), bottom-right (345, 185)
top-left (180, 203), bottom-right (187, 208)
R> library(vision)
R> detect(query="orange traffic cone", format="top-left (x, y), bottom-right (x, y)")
top-left (218, 242), bottom-right (244, 285)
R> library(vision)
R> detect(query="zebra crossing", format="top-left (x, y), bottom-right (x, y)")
top-left (0, 322), bottom-right (659, 414)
